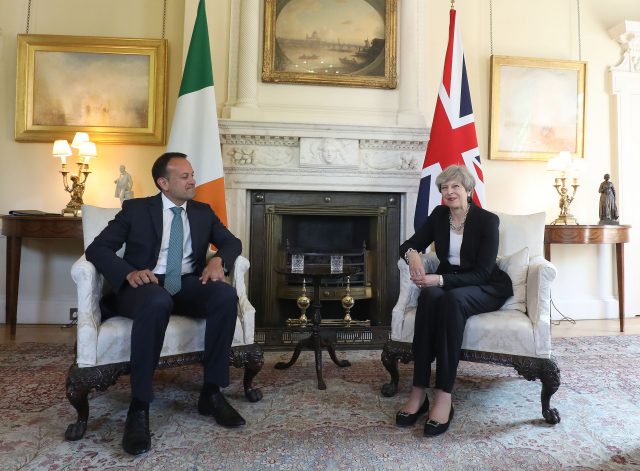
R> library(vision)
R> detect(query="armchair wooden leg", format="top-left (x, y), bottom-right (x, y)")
top-left (512, 356), bottom-right (561, 425)
top-left (538, 358), bottom-right (561, 424)
top-left (64, 362), bottom-right (130, 441)
top-left (381, 340), bottom-right (414, 397)
top-left (231, 344), bottom-right (264, 402)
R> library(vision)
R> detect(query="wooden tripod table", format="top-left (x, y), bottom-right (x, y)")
top-left (274, 266), bottom-right (357, 389)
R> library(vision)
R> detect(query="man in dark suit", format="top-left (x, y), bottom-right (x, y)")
top-left (86, 152), bottom-right (244, 455)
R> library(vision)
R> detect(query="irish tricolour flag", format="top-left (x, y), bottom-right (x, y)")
top-left (168, 0), bottom-right (227, 224)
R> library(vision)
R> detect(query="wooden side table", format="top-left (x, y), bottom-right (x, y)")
top-left (1, 215), bottom-right (83, 339)
top-left (544, 224), bottom-right (631, 332)
top-left (274, 266), bottom-right (357, 390)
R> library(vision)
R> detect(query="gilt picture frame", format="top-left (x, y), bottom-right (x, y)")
top-left (262, 0), bottom-right (397, 89)
top-left (15, 34), bottom-right (167, 144)
top-left (489, 55), bottom-right (587, 161)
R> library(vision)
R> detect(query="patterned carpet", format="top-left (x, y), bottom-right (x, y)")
top-left (1, 336), bottom-right (639, 470)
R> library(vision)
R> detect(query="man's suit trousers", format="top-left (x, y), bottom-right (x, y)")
top-left (114, 274), bottom-right (238, 403)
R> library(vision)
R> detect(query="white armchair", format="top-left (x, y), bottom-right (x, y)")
top-left (65, 205), bottom-right (264, 441)
top-left (381, 212), bottom-right (561, 424)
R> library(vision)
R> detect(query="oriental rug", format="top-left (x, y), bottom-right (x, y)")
top-left (1, 335), bottom-right (639, 470)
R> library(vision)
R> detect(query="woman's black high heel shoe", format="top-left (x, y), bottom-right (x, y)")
top-left (395, 398), bottom-right (429, 427)
top-left (424, 406), bottom-right (454, 436)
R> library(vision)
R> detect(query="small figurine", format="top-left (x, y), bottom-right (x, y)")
top-left (598, 173), bottom-right (619, 225)
top-left (114, 165), bottom-right (134, 203)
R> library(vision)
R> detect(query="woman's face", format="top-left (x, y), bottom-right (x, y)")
top-left (440, 178), bottom-right (468, 210)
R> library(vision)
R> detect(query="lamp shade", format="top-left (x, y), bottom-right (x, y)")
top-left (71, 132), bottom-right (90, 149)
top-left (52, 139), bottom-right (72, 157)
top-left (78, 141), bottom-right (97, 163)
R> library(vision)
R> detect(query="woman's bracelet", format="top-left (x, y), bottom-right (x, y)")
top-left (404, 248), bottom-right (419, 264)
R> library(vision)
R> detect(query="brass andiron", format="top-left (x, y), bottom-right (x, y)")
top-left (295, 278), bottom-right (311, 325)
top-left (341, 276), bottom-right (355, 324)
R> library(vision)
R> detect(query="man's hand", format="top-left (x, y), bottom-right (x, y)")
top-left (200, 257), bottom-right (226, 284)
top-left (126, 269), bottom-right (159, 288)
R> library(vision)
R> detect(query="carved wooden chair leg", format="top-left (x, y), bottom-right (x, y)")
top-left (381, 341), bottom-right (401, 397)
top-left (64, 362), bottom-right (130, 441)
top-left (231, 344), bottom-right (264, 402)
top-left (538, 357), bottom-right (561, 424)
top-left (513, 356), bottom-right (561, 425)
top-left (64, 364), bottom-right (91, 441)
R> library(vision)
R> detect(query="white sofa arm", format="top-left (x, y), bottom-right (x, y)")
top-left (526, 255), bottom-right (557, 357)
top-left (390, 253), bottom-right (440, 341)
top-left (230, 255), bottom-right (255, 345)
top-left (70, 255), bottom-right (102, 367)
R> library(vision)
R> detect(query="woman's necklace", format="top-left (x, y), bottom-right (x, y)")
top-left (449, 207), bottom-right (469, 231)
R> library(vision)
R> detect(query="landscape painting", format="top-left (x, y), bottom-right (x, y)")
top-left (262, 0), bottom-right (397, 88)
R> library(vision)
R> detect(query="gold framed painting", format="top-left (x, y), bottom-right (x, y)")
top-left (489, 55), bottom-right (587, 161)
top-left (15, 34), bottom-right (167, 144)
top-left (262, 0), bottom-right (397, 89)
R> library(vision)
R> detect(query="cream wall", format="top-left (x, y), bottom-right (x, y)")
top-left (1, 0), bottom-right (638, 325)
top-left (0, 0), bottom-right (186, 323)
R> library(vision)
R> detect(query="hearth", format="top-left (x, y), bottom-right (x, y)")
top-left (249, 190), bottom-right (400, 349)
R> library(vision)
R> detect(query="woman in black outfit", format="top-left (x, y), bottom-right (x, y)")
top-left (396, 165), bottom-right (513, 436)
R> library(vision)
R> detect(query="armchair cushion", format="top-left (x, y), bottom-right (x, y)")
top-left (496, 246), bottom-right (529, 313)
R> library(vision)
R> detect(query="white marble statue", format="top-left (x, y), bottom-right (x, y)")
top-left (114, 165), bottom-right (134, 203)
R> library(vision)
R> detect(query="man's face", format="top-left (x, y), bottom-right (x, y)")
top-left (157, 157), bottom-right (196, 205)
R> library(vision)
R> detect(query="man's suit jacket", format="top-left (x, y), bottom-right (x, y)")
top-left (399, 204), bottom-right (513, 298)
top-left (86, 193), bottom-right (242, 293)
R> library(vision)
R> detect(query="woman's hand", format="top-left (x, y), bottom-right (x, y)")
top-left (407, 251), bottom-right (439, 288)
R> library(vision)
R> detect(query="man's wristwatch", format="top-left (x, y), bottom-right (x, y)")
top-left (438, 275), bottom-right (444, 287)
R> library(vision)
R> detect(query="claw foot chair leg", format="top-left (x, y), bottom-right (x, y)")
top-left (381, 341), bottom-right (413, 397)
top-left (64, 362), bottom-right (129, 441)
top-left (513, 356), bottom-right (561, 425)
top-left (539, 358), bottom-right (561, 424)
top-left (231, 344), bottom-right (264, 402)
top-left (65, 365), bottom-right (90, 441)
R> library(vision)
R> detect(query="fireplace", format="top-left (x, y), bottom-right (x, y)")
top-left (249, 190), bottom-right (400, 348)
top-left (217, 120), bottom-right (427, 349)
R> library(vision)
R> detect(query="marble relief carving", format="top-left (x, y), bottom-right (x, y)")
top-left (300, 138), bottom-right (359, 168)
top-left (225, 146), bottom-right (295, 167)
top-left (362, 150), bottom-right (420, 171)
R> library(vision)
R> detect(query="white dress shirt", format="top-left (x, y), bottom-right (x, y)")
top-left (153, 193), bottom-right (195, 275)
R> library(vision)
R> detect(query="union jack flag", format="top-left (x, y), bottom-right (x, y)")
top-left (414, 8), bottom-right (485, 231)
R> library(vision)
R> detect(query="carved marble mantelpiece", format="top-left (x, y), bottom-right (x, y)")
top-left (218, 120), bottom-right (428, 252)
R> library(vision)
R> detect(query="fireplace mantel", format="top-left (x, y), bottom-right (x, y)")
top-left (218, 120), bottom-right (429, 251)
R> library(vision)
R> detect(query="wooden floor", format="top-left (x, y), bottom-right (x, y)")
top-left (2, 317), bottom-right (640, 346)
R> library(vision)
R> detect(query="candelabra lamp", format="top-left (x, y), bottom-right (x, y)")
top-left (546, 151), bottom-right (583, 225)
top-left (551, 176), bottom-right (579, 225)
top-left (51, 132), bottom-right (97, 216)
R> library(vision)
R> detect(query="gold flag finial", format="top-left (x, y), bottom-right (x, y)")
top-left (451, 0), bottom-right (455, 9)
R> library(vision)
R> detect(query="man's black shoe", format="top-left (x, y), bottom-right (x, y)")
top-left (122, 409), bottom-right (151, 455)
top-left (198, 391), bottom-right (246, 427)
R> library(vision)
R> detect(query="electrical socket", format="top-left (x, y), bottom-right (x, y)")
top-left (69, 308), bottom-right (78, 320)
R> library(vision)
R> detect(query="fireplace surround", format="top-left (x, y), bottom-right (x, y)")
top-left (218, 120), bottom-right (427, 348)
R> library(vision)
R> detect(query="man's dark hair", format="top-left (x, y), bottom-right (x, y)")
top-left (151, 152), bottom-right (187, 190)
